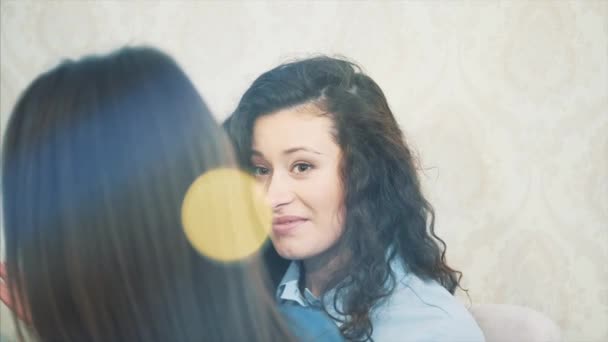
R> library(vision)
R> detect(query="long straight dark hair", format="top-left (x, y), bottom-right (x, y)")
top-left (225, 56), bottom-right (462, 341)
top-left (2, 47), bottom-right (294, 341)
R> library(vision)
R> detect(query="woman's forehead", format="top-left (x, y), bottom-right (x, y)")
top-left (252, 106), bottom-right (337, 154)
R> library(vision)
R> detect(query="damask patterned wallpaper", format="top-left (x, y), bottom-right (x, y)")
top-left (1, 1), bottom-right (606, 341)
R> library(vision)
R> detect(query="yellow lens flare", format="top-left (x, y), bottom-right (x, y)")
top-left (181, 168), bottom-right (271, 262)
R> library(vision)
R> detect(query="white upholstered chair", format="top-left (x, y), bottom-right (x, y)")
top-left (470, 304), bottom-right (561, 342)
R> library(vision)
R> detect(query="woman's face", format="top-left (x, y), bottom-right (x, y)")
top-left (251, 104), bottom-right (345, 261)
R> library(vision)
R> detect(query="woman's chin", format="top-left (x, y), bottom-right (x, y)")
top-left (274, 243), bottom-right (312, 261)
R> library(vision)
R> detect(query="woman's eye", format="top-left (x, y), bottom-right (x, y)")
top-left (292, 163), bottom-right (312, 174)
top-left (252, 166), bottom-right (270, 176)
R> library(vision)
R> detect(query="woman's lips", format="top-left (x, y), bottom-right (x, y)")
top-left (272, 216), bottom-right (308, 235)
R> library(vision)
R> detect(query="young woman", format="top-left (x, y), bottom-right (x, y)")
top-left (224, 56), bottom-right (485, 341)
top-left (1, 47), bottom-right (342, 342)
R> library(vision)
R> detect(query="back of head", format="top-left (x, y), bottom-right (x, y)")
top-left (3, 47), bottom-right (291, 341)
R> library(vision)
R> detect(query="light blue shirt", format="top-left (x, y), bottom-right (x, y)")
top-left (276, 260), bottom-right (485, 342)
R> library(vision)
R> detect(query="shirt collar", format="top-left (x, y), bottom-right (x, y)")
top-left (275, 249), bottom-right (410, 312)
top-left (276, 261), bottom-right (304, 304)
top-left (276, 261), bottom-right (323, 307)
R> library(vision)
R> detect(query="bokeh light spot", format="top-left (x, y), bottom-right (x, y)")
top-left (181, 168), bottom-right (270, 262)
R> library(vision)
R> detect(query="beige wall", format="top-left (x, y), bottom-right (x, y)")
top-left (1, 1), bottom-right (606, 341)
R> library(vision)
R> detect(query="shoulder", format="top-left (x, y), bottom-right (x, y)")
top-left (280, 303), bottom-right (344, 342)
top-left (371, 273), bottom-right (485, 342)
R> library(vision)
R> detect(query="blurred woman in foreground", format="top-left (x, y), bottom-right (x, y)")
top-left (1, 47), bottom-right (341, 342)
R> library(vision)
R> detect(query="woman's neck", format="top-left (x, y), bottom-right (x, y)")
top-left (302, 243), bottom-right (351, 297)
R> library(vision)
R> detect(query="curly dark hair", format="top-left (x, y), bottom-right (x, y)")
top-left (224, 56), bottom-right (462, 341)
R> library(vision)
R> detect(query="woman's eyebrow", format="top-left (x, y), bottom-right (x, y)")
top-left (251, 150), bottom-right (266, 159)
top-left (283, 147), bottom-right (322, 155)
top-left (251, 147), bottom-right (323, 158)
